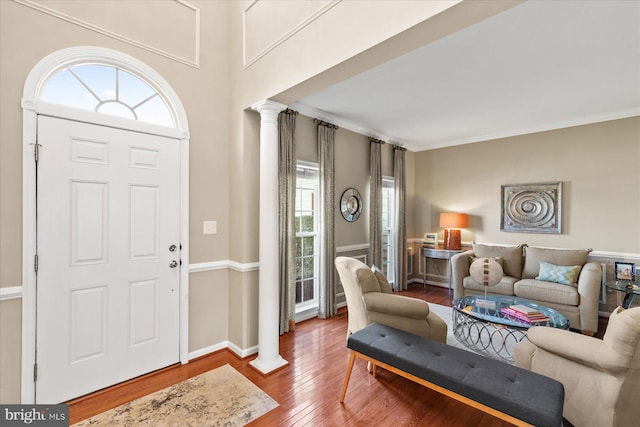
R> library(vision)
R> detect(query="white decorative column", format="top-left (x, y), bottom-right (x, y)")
top-left (250, 99), bottom-right (288, 374)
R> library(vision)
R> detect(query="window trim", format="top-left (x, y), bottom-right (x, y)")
top-left (40, 64), bottom-right (176, 128)
top-left (382, 176), bottom-right (395, 285)
top-left (294, 161), bottom-right (320, 318)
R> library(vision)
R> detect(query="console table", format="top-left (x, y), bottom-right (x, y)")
top-left (422, 247), bottom-right (463, 300)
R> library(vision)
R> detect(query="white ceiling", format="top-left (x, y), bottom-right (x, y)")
top-left (292, 1), bottom-right (640, 152)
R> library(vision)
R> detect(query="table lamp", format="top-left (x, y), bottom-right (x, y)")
top-left (439, 212), bottom-right (468, 250)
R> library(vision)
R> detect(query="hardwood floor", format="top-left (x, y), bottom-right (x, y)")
top-left (68, 284), bottom-right (607, 426)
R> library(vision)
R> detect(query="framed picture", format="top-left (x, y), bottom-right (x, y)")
top-left (501, 182), bottom-right (562, 234)
top-left (423, 232), bottom-right (437, 248)
top-left (614, 261), bottom-right (636, 282)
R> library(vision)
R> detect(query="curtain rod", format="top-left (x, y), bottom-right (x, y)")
top-left (314, 119), bottom-right (338, 129)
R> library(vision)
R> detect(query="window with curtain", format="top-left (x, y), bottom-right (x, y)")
top-left (295, 162), bottom-right (320, 315)
top-left (381, 177), bottom-right (395, 284)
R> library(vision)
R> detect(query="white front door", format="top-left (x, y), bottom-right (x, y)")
top-left (36, 116), bottom-right (181, 403)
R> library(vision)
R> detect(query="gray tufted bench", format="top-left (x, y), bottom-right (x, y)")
top-left (340, 323), bottom-right (564, 427)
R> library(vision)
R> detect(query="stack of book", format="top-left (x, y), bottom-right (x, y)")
top-left (500, 304), bottom-right (549, 324)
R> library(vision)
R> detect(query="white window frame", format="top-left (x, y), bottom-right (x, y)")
top-left (294, 161), bottom-right (320, 321)
top-left (40, 63), bottom-right (176, 127)
top-left (382, 177), bottom-right (395, 285)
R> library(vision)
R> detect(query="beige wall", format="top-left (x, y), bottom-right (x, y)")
top-left (414, 117), bottom-right (640, 253)
top-left (0, 299), bottom-right (21, 403)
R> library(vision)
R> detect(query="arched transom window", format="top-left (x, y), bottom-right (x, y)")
top-left (40, 64), bottom-right (175, 127)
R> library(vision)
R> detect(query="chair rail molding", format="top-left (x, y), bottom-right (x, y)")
top-left (590, 250), bottom-right (640, 260)
top-left (336, 243), bottom-right (369, 253)
top-left (189, 260), bottom-right (260, 273)
top-left (0, 286), bottom-right (23, 301)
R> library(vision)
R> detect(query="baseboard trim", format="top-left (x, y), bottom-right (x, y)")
top-left (188, 341), bottom-right (258, 361)
top-left (188, 341), bottom-right (229, 360)
top-left (227, 342), bottom-right (258, 358)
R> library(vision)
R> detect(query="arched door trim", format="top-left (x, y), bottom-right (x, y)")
top-left (21, 46), bottom-right (190, 403)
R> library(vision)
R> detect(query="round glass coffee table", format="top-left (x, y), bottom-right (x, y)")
top-left (452, 295), bottom-right (569, 362)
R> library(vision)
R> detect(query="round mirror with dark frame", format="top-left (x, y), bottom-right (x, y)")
top-left (340, 188), bottom-right (363, 222)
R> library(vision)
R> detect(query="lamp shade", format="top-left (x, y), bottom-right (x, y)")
top-left (439, 212), bottom-right (468, 229)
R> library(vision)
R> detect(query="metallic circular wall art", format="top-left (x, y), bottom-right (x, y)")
top-left (501, 182), bottom-right (562, 234)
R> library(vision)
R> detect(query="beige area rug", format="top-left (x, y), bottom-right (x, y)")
top-left (74, 364), bottom-right (278, 427)
top-left (428, 303), bottom-right (467, 350)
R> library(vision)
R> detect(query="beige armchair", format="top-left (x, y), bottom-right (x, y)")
top-left (514, 306), bottom-right (640, 427)
top-left (335, 256), bottom-right (447, 342)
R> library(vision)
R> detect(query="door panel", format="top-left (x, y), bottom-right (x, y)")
top-left (70, 181), bottom-right (108, 265)
top-left (36, 116), bottom-right (181, 403)
top-left (130, 185), bottom-right (159, 259)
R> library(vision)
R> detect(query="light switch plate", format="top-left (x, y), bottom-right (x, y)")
top-left (203, 220), bottom-right (217, 235)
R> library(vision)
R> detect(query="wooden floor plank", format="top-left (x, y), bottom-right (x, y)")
top-left (67, 284), bottom-right (607, 426)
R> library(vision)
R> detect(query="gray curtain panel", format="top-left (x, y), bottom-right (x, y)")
top-left (369, 138), bottom-right (384, 269)
top-left (278, 109), bottom-right (297, 334)
top-left (316, 120), bottom-right (338, 319)
top-left (394, 145), bottom-right (408, 291)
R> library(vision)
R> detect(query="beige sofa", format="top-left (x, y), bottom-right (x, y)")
top-left (335, 256), bottom-right (447, 342)
top-left (515, 306), bottom-right (640, 427)
top-left (451, 243), bottom-right (602, 334)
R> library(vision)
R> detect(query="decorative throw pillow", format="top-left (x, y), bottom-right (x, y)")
top-left (522, 246), bottom-right (592, 279)
top-left (469, 258), bottom-right (504, 287)
top-left (356, 268), bottom-right (381, 294)
top-left (535, 261), bottom-right (582, 285)
top-left (472, 243), bottom-right (525, 278)
top-left (372, 265), bottom-right (393, 293)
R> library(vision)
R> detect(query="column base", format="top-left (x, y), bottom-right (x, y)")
top-left (249, 355), bottom-right (289, 375)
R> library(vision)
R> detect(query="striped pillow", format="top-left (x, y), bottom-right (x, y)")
top-left (536, 261), bottom-right (582, 285)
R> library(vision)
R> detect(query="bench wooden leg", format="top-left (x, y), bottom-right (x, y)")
top-left (340, 350), bottom-right (357, 403)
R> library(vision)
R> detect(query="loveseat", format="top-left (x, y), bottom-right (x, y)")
top-left (451, 243), bottom-right (602, 334)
